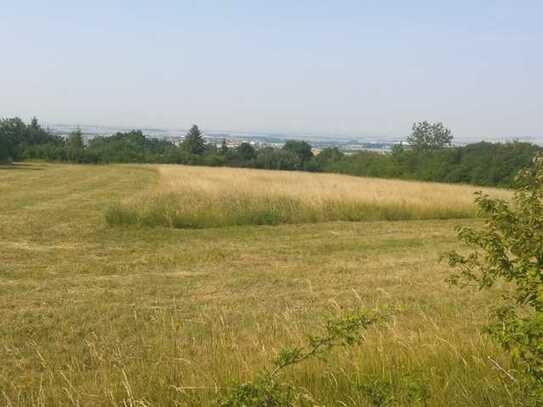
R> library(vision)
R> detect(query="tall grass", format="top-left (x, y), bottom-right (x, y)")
top-left (106, 165), bottom-right (511, 228)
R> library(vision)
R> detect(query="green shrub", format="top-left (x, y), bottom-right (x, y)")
top-left (446, 155), bottom-right (543, 403)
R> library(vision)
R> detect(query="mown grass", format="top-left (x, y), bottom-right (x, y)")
top-left (105, 165), bottom-right (511, 229)
top-left (0, 163), bottom-right (522, 406)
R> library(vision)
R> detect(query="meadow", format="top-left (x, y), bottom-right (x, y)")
top-left (106, 165), bottom-right (510, 228)
top-left (0, 163), bottom-right (520, 406)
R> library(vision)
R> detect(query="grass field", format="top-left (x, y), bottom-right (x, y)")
top-left (0, 163), bottom-right (520, 406)
top-left (106, 165), bottom-right (510, 229)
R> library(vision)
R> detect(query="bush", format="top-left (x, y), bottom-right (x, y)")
top-left (446, 155), bottom-right (543, 403)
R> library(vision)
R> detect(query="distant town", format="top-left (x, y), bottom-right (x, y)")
top-left (48, 123), bottom-right (542, 156)
top-left (48, 123), bottom-right (400, 154)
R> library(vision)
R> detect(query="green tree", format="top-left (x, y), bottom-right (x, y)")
top-left (0, 130), bottom-right (11, 162)
top-left (446, 155), bottom-right (543, 403)
top-left (30, 116), bottom-right (39, 130)
top-left (282, 140), bottom-right (314, 167)
top-left (182, 125), bottom-right (207, 155)
top-left (236, 142), bottom-right (256, 161)
top-left (316, 147), bottom-right (344, 165)
top-left (66, 128), bottom-right (84, 162)
top-left (219, 139), bottom-right (229, 155)
top-left (25, 117), bottom-right (56, 145)
top-left (0, 117), bottom-right (65, 162)
top-left (0, 118), bottom-right (26, 161)
top-left (407, 121), bottom-right (453, 151)
top-left (255, 148), bottom-right (299, 170)
top-left (0, 143), bottom-right (9, 163)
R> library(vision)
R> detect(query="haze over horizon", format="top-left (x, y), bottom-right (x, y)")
top-left (2, 1), bottom-right (542, 141)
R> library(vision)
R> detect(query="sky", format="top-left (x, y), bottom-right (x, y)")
top-left (1, 1), bottom-right (542, 141)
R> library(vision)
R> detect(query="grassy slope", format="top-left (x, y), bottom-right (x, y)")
top-left (0, 163), bottom-right (517, 406)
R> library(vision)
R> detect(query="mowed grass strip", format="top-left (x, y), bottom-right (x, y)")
top-left (105, 165), bottom-right (512, 229)
top-left (0, 163), bottom-right (518, 406)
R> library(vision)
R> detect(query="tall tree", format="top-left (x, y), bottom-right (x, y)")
top-left (181, 125), bottom-right (207, 155)
top-left (30, 116), bottom-right (39, 130)
top-left (316, 147), bottom-right (344, 164)
top-left (282, 140), bottom-right (314, 167)
top-left (66, 128), bottom-right (84, 162)
top-left (407, 121), bottom-right (453, 151)
top-left (236, 142), bottom-right (256, 161)
top-left (0, 135), bottom-right (10, 162)
top-left (0, 117), bottom-right (26, 161)
top-left (219, 139), bottom-right (228, 155)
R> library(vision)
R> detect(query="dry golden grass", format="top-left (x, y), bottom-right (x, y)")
top-left (0, 163), bottom-right (521, 406)
top-left (106, 165), bottom-right (512, 228)
top-left (157, 165), bottom-right (511, 207)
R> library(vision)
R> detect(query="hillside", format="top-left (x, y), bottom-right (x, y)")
top-left (0, 163), bottom-right (516, 406)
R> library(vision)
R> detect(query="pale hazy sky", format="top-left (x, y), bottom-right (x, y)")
top-left (1, 1), bottom-right (542, 140)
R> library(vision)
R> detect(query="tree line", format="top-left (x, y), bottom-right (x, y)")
top-left (1, 117), bottom-right (540, 187)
